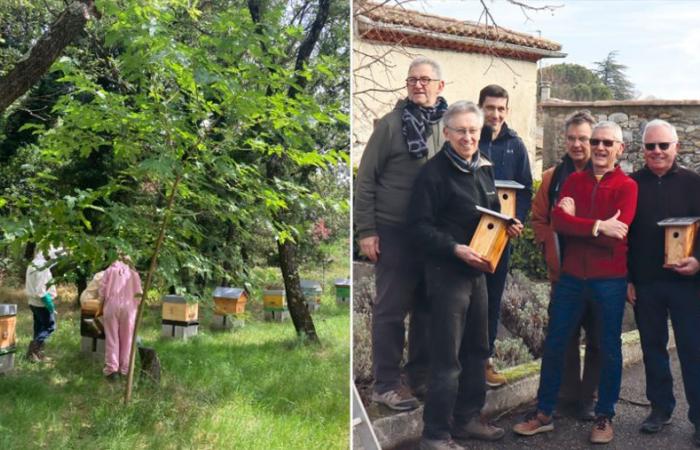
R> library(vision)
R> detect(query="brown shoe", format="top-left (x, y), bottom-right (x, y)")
top-left (35, 342), bottom-right (53, 362)
top-left (371, 385), bottom-right (420, 411)
top-left (590, 416), bottom-right (613, 444)
top-left (486, 362), bottom-right (506, 388)
top-left (513, 411), bottom-right (554, 436)
top-left (25, 341), bottom-right (41, 363)
top-left (453, 415), bottom-right (505, 442)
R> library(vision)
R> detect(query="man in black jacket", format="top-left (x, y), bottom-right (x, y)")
top-left (627, 119), bottom-right (700, 447)
top-left (477, 84), bottom-right (533, 386)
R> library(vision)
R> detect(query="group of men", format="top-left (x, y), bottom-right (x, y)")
top-left (354, 56), bottom-right (700, 449)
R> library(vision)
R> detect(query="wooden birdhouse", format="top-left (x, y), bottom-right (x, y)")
top-left (301, 279), bottom-right (322, 313)
top-left (494, 180), bottom-right (525, 218)
top-left (469, 206), bottom-right (515, 273)
top-left (334, 278), bottom-right (350, 305)
top-left (162, 295), bottom-right (199, 339)
top-left (263, 288), bottom-right (289, 322)
top-left (0, 304), bottom-right (17, 374)
top-left (657, 217), bottom-right (700, 265)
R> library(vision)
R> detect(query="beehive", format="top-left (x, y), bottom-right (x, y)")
top-left (301, 280), bottom-right (322, 313)
top-left (334, 278), bottom-right (350, 305)
top-left (657, 217), bottom-right (700, 265)
top-left (213, 287), bottom-right (248, 315)
top-left (0, 304), bottom-right (17, 373)
top-left (161, 295), bottom-right (199, 339)
top-left (469, 206), bottom-right (514, 273)
top-left (263, 289), bottom-right (287, 311)
top-left (494, 180), bottom-right (526, 218)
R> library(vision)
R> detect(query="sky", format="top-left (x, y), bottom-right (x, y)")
top-left (411, 0), bottom-right (700, 100)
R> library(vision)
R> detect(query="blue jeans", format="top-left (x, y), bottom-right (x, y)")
top-left (537, 275), bottom-right (626, 418)
top-left (634, 280), bottom-right (700, 426)
top-left (30, 305), bottom-right (56, 344)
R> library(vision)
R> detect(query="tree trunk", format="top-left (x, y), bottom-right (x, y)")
top-left (277, 239), bottom-right (318, 341)
top-left (0, 1), bottom-right (99, 114)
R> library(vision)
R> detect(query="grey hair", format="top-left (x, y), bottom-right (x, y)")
top-left (442, 101), bottom-right (484, 129)
top-left (593, 120), bottom-right (623, 142)
top-left (408, 56), bottom-right (442, 80)
top-left (642, 119), bottom-right (678, 141)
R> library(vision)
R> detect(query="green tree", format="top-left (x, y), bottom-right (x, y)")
top-left (593, 51), bottom-right (636, 100)
top-left (538, 63), bottom-right (612, 101)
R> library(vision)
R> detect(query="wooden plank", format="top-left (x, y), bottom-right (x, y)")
top-left (162, 302), bottom-right (198, 322)
top-left (469, 216), bottom-right (509, 273)
top-left (214, 297), bottom-right (247, 315)
top-left (0, 316), bottom-right (16, 349)
top-left (497, 188), bottom-right (516, 218)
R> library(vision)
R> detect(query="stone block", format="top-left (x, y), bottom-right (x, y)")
top-left (211, 314), bottom-right (244, 331)
top-left (0, 351), bottom-right (15, 374)
top-left (264, 310), bottom-right (290, 322)
top-left (80, 336), bottom-right (105, 360)
top-left (161, 321), bottom-right (199, 339)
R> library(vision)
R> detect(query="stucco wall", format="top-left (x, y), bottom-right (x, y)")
top-left (541, 100), bottom-right (700, 173)
top-left (353, 39), bottom-right (540, 173)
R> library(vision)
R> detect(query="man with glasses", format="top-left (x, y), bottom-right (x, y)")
top-left (355, 56), bottom-right (446, 410)
top-left (513, 121), bottom-right (637, 444)
top-left (627, 119), bottom-right (700, 447)
top-left (531, 110), bottom-right (601, 421)
top-left (477, 84), bottom-right (533, 388)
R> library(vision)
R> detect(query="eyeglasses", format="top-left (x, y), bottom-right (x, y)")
top-left (644, 142), bottom-right (676, 151)
top-left (445, 125), bottom-right (480, 136)
top-left (406, 77), bottom-right (440, 86)
top-left (566, 136), bottom-right (590, 144)
top-left (589, 138), bottom-right (620, 147)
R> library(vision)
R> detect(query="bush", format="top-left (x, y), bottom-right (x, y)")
top-left (511, 179), bottom-right (548, 281)
top-left (494, 337), bottom-right (533, 370)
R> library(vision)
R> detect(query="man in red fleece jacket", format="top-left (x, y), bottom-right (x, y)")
top-left (513, 121), bottom-right (638, 444)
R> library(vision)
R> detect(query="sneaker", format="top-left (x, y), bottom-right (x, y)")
top-left (418, 437), bottom-right (465, 450)
top-left (485, 362), bottom-right (506, 388)
top-left (371, 386), bottom-right (420, 411)
top-left (640, 409), bottom-right (672, 434)
top-left (453, 415), bottom-right (505, 442)
top-left (513, 410), bottom-right (554, 436)
top-left (590, 415), bottom-right (613, 444)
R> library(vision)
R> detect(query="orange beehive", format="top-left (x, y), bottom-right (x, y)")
top-left (213, 287), bottom-right (248, 315)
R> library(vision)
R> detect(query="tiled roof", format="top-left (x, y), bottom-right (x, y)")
top-left (355, 1), bottom-right (564, 61)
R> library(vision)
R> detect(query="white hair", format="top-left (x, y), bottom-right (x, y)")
top-left (593, 120), bottom-right (623, 142)
top-left (642, 119), bottom-right (678, 141)
top-left (408, 56), bottom-right (442, 80)
top-left (442, 101), bottom-right (484, 128)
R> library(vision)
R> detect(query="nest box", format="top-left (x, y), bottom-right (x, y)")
top-left (469, 206), bottom-right (516, 273)
top-left (494, 180), bottom-right (525, 218)
top-left (657, 217), bottom-right (700, 265)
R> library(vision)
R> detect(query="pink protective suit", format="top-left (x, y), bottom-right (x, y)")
top-left (99, 260), bottom-right (142, 375)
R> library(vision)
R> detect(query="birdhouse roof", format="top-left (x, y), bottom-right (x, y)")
top-left (657, 217), bottom-right (700, 227)
top-left (495, 180), bottom-right (526, 190)
top-left (212, 287), bottom-right (246, 299)
top-left (476, 205), bottom-right (515, 222)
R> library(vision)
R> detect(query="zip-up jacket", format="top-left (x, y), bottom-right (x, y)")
top-left (551, 166), bottom-right (638, 279)
top-left (479, 123), bottom-right (533, 223)
top-left (408, 147), bottom-right (501, 276)
top-left (354, 99), bottom-right (445, 238)
top-left (628, 163), bottom-right (700, 284)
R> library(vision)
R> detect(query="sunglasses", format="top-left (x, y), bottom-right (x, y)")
top-left (644, 142), bottom-right (676, 151)
top-left (589, 138), bottom-right (619, 147)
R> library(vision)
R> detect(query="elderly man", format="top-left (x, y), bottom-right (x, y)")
top-left (531, 110), bottom-right (601, 421)
top-left (477, 84), bottom-right (533, 387)
top-left (409, 101), bottom-right (522, 450)
top-left (627, 119), bottom-right (700, 447)
top-left (514, 121), bottom-right (638, 444)
top-left (354, 56), bottom-right (447, 410)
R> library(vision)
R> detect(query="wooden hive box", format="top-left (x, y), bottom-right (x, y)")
top-left (469, 206), bottom-right (515, 273)
top-left (162, 295), bottom-right (199, 322)
top-left (334, 278), bottom-right (351, 304)
top-left (213, 287), bottom-right (248, 315)
top-left (263, 289), bottom-right (287, 311)
top-left (657, 217), bottom-right (700, 265)
top-left (80, 298), bottom-right (102, 317)
top-left (494, 180), bottom-right (526, 218)
top-left (301, 279), bottom-right (322, 304)
top-left (0, 304), bottom-right (17, 374)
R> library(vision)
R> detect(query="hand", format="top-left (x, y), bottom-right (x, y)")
top-left (506, 218), bottom-right (524, 238)
top-left (598, 210), bottom-right (628, 239)
top-left (664, 256), bottom-right (700, 276)
top-left (558, 197), bottom-right (576, 216)
top-left (626, 282), bottom-right (636, 306)
top-left (454, 244), bottom-right (491, 272)
top-left (359, 236), bottom-right (380, 263)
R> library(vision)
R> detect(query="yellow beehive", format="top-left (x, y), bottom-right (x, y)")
top-left (658, 217), bottom-right (700, 265)
top-left (162, 295), bottom-right (199, 322)
top-left (263, 289), bottom-right (287, 311)
top-left (469, 206), bottom-right (513, 273)
top-left (495, 180), bottom-right (525, 218)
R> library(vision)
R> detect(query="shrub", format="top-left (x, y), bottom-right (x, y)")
top-left (511, 179), bottom-right (548, 281)
top-left (494, 336), bottom-right (533, 370)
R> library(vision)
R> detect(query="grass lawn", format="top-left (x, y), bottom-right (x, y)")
top-left (0, 254), bottom-right (350, 449)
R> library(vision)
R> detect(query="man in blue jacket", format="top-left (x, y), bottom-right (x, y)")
top-left (477, 84), bottom-right (533, 387)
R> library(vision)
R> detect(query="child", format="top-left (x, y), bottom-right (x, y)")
top-left (99, 255), bottom-right (142, 381)
top-left (25, 250), bottom-right (58, 362)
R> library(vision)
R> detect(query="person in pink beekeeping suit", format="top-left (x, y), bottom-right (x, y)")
top-left (99, 254), bottom-right (142, 381)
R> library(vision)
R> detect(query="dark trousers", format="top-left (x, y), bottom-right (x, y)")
top-left (29, 305), bottom-right (56, 344)
top-left (372, 224), bottom-right (430, 394)
top-left (422, 264), bottom-right (488, 440)
top-left (537, 275), bottom-right (626, 418)
top-left (634, 280), bottom-right (700, 426)
top-left (551, 286), bottom-right (601, 405)
top-left (486, 245), bottom-right (510, 356)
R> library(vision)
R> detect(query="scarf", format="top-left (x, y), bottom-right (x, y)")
top-left (444, 142), bottom-right (481, 173)
top-left (401, 96), bottom-right (448, 159)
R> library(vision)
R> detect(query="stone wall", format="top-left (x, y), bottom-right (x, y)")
top-left (540, 100), bottom-right (700, 173)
